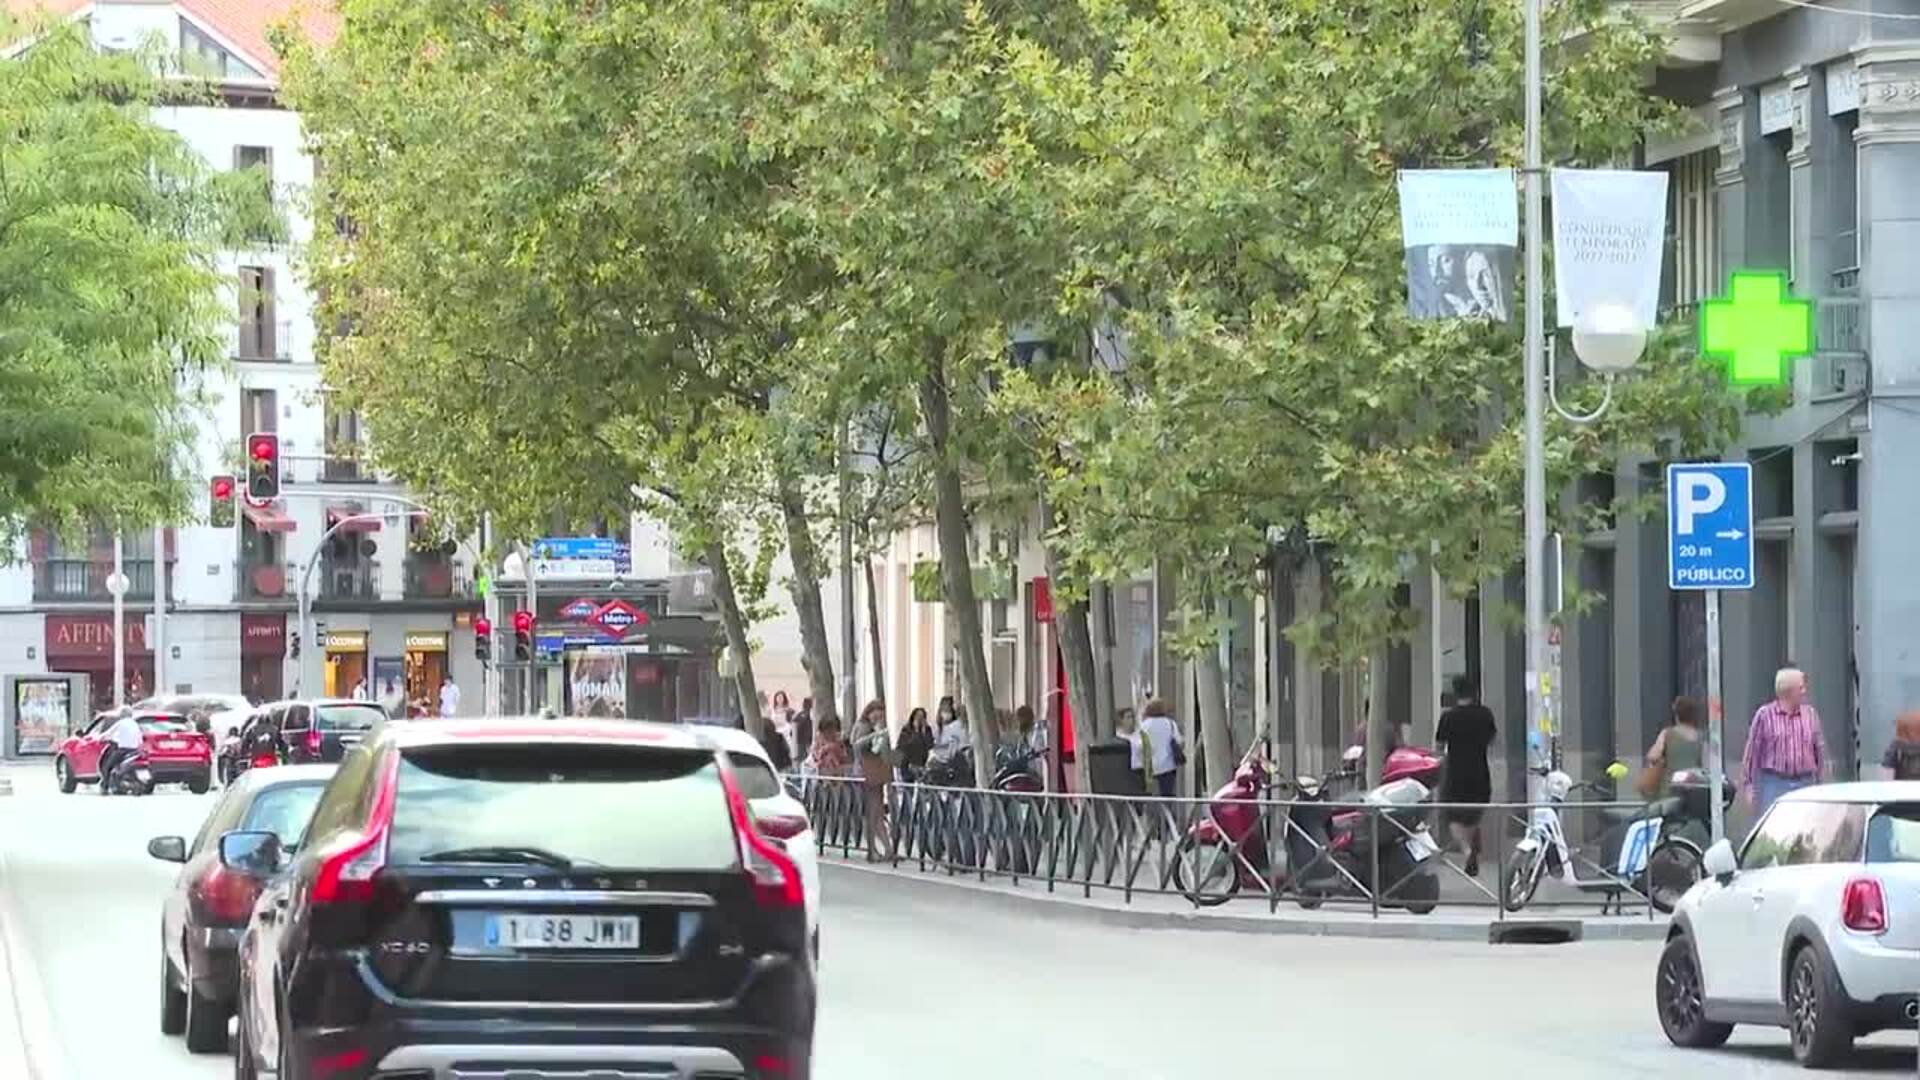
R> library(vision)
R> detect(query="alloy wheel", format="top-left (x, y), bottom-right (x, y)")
top-left (1659, 946), bottom-right (1703, 1034)
top-left (1789, 955), bottom-right (1818, 1057)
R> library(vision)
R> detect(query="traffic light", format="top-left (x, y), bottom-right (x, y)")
top-left (209, 475), bottom-right (236, 528)
top-left (512, 610), bottom-right (534, 661)
top-left (245, 432), bottom-right (279, 504)
top-left (474, 617), bottom-right (492, 664)
top-left (288, 631), bottom-right (301, 659)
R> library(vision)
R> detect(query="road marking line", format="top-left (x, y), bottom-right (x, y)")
top-left (0, 847), bottom-right (70, 1080)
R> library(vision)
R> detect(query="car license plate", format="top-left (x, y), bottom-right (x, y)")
top-left (1404, 831), bottom-right (1438, 862)
top-left (158, 739), bottom-right (185, 750)
top-left (483, 913), bottom-right (640, 950)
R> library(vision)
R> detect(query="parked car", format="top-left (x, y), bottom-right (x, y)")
top-left (148, 765), bottom-right (334, 1052)
top-left (253, 698), bottom-right (385, 766)
top-left (705, 725), bottom-right (820, 958)
top-left (135, 693), bottom-right (255, 743)
top-left (54, 710), bottom-right (212, 794)
top-left (1658, 782), bottom-right (1920, 1067)
top-left (234, 717), bottom-right (813, 1080)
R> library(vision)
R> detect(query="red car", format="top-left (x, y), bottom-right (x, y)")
top-left (55, 710), bottom-right (213, 794)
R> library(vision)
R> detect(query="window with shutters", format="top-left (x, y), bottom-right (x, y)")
top-left (1665, 149), bottom-right (1721, 312)
top-left (237, 267), bottom-right (279, 360)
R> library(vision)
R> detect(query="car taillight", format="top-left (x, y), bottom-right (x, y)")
top-left (723, 770), bottom-right (802, 909)
top-left (754, 813), bottom-right (810, 842)
top-left (307, 728), bottom-right (323, 755)
top-left (252, 753), bottom-right (278, 768)
top-left (314, 753), bottom-right (398, 905)
top-left (192, 864), bottom-right (263, 925)
top-left (1843, 877), bottom-right (1888, 934)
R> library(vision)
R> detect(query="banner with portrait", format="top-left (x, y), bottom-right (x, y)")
top-left (1397, 168), bottom-right (1518, 322)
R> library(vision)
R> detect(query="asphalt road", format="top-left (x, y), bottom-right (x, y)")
top-left (2, 763), bottom-right (1916, 1079)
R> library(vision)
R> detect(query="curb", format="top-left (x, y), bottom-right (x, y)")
top-left (821, 859), bottom-right (1670, 943)
top-left (0, 848), bottom-right (66, 1080)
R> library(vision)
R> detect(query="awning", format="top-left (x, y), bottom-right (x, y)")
top-left (327, 507), bottom-right (382, 533)
top-left (242, 500), bottom-right (295, 533)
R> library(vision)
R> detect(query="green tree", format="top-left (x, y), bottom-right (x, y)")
top-left (1, 15), bottom-right (269, 540)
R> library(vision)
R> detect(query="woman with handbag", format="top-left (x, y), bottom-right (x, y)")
top-left (1641, 696), bottom-right (1704, 800)
top-left (1138, 699), bottom-right (1184, 797)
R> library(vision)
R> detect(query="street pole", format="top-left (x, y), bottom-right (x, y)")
top-left (1706, 589), bottom-right (1725, 845)
top-left (838, 418), bottom-right (857, 726)
top-left (152, 524), bottom-right (168, 696)
top-left (1521, 0), bottom-right (1550, 796)
top-left (525, 543), bottom-right (539, 715)
top-left (111, 534), bottom-right (125, 708)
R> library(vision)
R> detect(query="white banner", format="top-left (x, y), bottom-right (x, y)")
top-left (1551, 169), bottom-right (1669, 330)
top-left (1397, 169), bottom-right (1517, 322)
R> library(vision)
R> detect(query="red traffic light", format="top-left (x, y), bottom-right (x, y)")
top-left (473, 617), bottom-right (492, 637)
top-left (247, 433), bottom-right (278, 461)
top-left (210, 476), bottom-right (235, 501)
top-left (512, 610), bottom-right (534, 634)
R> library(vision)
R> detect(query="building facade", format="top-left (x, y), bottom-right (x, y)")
top-left (0, 1), bottom-right (490, 733)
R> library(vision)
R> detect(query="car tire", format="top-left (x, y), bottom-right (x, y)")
top-left (188, 773), bottom-right (211, 796)
top-left (160, 954), bottom-right (187, 1036)
top-left (55, 757), bottom-right (76, 794)
top-left (233, 982), bottom-right (259, 1080)
top-left (182, 951), bottom-right (228, 1053)
top-left (1787, 944), bottom-right (1853, 1068)
top-left (1656, 936), bottom-right (1732, 1049)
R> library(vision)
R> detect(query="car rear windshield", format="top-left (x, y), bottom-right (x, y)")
top-left (242, 782), bottom-right (327, 847)
top-left (1868, 804), bottom-right (1920, 863)
top-left (387, 745), bottom-right (739, 871)
top-left (727, 752), bottom-right (783, 800)
top-left (138, 717), bottom-right (193, 733)
top-left (314, 703), bottom-right (382, 732)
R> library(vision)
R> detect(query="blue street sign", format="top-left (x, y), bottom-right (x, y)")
top-left (532, 537), bottom-right (623, 560)
top-left (1666, 462), bottom-right (1755, 591)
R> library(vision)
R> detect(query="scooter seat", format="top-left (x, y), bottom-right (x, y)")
top-left (1600, 806), bottom-right (1640, 826)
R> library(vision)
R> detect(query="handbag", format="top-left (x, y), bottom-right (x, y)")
top-left (1634, 762), bottom-right (1665, 800)
top-left (1171, 735), bottom-right (1188, 767)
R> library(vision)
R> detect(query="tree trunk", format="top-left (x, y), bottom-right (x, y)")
top-left (918, 354), bottom-right (997, 787)
top-left (1088, 582), bottom-right (1117, 740)
top-left (1041, 507), bottom-right (1098, 794)
top-left (863, 556), bottom-right (886, 709)
top-left (705, 539), bottom-right (765, 740)
top-left (1194, 612), bottom-right (1235, 791)
top-left (777, 468), bottom-right (839, 728)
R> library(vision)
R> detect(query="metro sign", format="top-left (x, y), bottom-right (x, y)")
top-left (589, 599), bottom-right (649, 637)
top-left (558, 597), bottom-right (602, 621)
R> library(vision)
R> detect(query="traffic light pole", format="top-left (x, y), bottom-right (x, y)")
top-left (525, 544), bottom-right (539, 714)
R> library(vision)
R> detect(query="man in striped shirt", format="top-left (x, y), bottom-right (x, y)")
top-left (1741, 666), bottom-right (1828, 819)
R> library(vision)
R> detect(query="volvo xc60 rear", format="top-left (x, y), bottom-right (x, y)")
top-left (233, 718), bottom-right (813, 1080)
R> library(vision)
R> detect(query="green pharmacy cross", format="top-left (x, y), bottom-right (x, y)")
top-left (1699, 271), bottom-right (1813, 385)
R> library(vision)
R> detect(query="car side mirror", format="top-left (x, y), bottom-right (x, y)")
top-left (147, 836), bottom-right (187, 864)
top-left (1702, 838), bottom-right (1737, 882)
top-left (219, 830), bottom-right (284, 877)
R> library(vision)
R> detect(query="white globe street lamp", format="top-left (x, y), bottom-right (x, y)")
top-left (1570, 303), bottom-right (1650, 374)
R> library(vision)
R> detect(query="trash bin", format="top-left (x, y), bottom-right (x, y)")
top-left (1087, 741), bottom-right (1138, 795)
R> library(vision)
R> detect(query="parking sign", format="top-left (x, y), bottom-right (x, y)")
top-left (1665, 462), bottom-right (1754, 591)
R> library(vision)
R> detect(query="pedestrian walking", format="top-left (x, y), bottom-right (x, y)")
top-left (808, 716), bottom-right (849, 775)
top-left (793, 697), bottom-right (816, 762)
top-left (1741, 666), bottom-right (1828, 819)
top-left (932, 696), bottom-right (968, 759)
top-left (1436, 675), bottom-right (1496, 877)
top-left (896, 707), bottom-right (933, 782)
top-left (849, 701), bottom-right (893, 860)
top-left (1138, 699), bottom-right (1183, 797)
top-left (1639, 696), bottom-right (1704, 799)
top-left (1115, 707), bottom-right (1147, 795)
top-left (1883, 711), bottom-right (1920, 780)
top-left (761, 719), bottom-right (793, 771)
top-left (438, 676), bottom-right (461, 718)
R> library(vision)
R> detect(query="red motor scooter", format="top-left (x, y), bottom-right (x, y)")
top-left (1172, 740), bottom-right (1357, 906)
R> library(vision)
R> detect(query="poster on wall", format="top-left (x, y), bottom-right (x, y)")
top-left (1396, 168), bottom-right (1518, 322)
top-left (14, 678), bottom-right (71, 756)
top-left (372, 657), bottom-right (406, 718)
top-left (567, 652), bottom-right (628, 719)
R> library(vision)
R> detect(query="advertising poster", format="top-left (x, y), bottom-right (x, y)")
top-left (1551, 168), bottom-right (1670, 330)
top-left (14, 678), bottom-right (71, 756)
top-left (567, 652), bottom-right (628, 719)
top-left (1397, 168), bottom-right (1518, 322)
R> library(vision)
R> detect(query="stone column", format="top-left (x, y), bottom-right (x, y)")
top-left (1851, 44), bottom-right (1920, 773)
top-left (1714, 85), bottom-right (1751, 275)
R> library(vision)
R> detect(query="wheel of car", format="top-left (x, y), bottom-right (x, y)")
top-left (182, 950), bottom-right (228, 1053)
top-left (1655, 936), bottom-right (1731, 1049)
top-left (1787, 944), bottom-right (1854, 1067)
top-left (188, 773), bottom-right (211, 796)
top-left (55, 757), bottom-right (76, 795)
top-left (159, 953), bottom-right (186, 1036)
top-left (233, 986), bottom-right (258, 1080)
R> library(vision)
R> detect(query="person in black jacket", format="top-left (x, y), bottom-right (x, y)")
top-left (896, 707), bottom-right (934, 782)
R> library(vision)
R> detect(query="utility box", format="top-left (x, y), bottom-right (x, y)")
top-left (4, 673), bottom-right (89, 759)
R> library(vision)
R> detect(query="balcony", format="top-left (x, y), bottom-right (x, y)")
top-left (235, 560), bottom-right (291, 602)
top-left (318, 559), bottom-right (380, 602)
top-left (234, 319), bottom-right (295, 362)
top-left (34, 559), bottom-right (155, 603)
top-left (403, 557), bottom-right (473, 600)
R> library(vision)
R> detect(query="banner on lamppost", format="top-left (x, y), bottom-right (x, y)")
top-left (1396, 168), bottom-right (1518, 322)
top-left (1550, 168), bottom-right (1669, 330)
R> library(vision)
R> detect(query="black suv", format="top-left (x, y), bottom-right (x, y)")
top-left (232, 718), bottom-right (814, 1080)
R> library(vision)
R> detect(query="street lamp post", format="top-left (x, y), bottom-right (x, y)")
top-left (108, 534), bottom-right (128, 708)
top-left (1521, 0), bottom-right (1549, 789)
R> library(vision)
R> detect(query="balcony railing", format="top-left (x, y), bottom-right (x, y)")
top-left (234, 318), bottom-right (296, 362)
top-left (318, 559), bottom-right (380, 601)
top-left (34, 559), bottom-right (155, 603)
top-left (1816, 296), bottom-right (1864, 355)
top-left (404, 558), bottom-right (475, 600)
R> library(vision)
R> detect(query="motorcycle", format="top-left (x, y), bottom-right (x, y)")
top-left (1503, 765), bottom-right (1733, 915)
top-left (224, 722), bottom-right (283, 783)
top-left (1291, 744), bottom-right (1446, 915)
top-left (913, 743), bottom-right (1049, 869)
top-left (1171, 739), bottom-right (1296, 906)
top-left (105, 752), bottom-right (154, 797)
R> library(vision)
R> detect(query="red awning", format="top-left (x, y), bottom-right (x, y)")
top-left (242, 500), bottom-right (295, 533)
top-left (327, 508), bottom-right (381, 533)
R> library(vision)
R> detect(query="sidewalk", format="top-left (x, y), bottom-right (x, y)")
top-left (820, 852), bottom-right (1670, 942)
top-left (0, 764), bottom-right (61, 1080)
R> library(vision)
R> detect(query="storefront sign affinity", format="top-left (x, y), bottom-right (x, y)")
top-left (44, 615), bottom-right (149, 659)
top-left (1550, 169), bottom-right (1669, 331)
top-left (241, 613), bottom-right (285, 656)
top-left (1396, 168), bottom-right (1517, 323)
